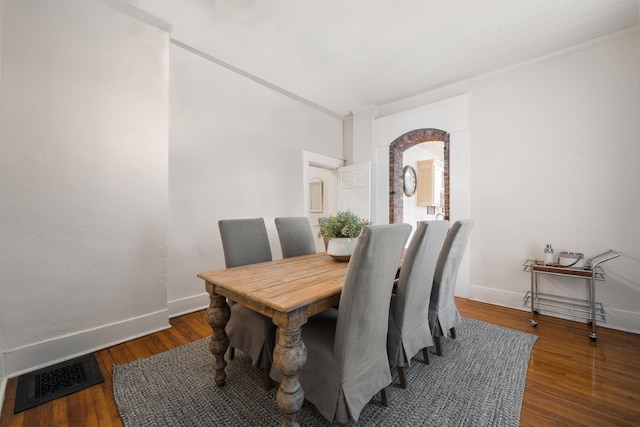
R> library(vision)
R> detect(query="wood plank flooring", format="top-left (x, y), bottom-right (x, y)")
top-left (1, 298), bottom-right (639, 426)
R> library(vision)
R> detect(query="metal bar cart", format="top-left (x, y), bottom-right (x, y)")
top-left (523, 249), bottom-right (620, 341)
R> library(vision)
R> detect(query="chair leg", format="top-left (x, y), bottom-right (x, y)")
top-left (450, 327), bottom-right (457, 339)
top-left (434, 336), bottom-right (443, 356)
top-left (380, 387), bottom-right (388, 407)
top-left (263, 368), bottom-right (273, 390)
top-left (229, 347), bottom-right (235, 360)
top-left (422, 347), bottom-right (430, 365)
top-left (398, 367), bottom-right (407, 389)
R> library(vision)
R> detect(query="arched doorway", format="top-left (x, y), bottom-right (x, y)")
top-left (389, 128), bottom-right (450, 224)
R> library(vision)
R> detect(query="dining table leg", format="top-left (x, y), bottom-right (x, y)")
top-left (205, 285), bottom-right (231, 386)
top-left (273, 309), bottom-right (308, 427)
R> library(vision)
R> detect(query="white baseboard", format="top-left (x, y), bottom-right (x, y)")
top-left (2, 309), bottom-right (170, 378)
top-left (0, 375), bottom-right (6, 419)
top-left (168, 292), bottom-right (209, 318)
top-left (469, 285), bottom-right (640, 335)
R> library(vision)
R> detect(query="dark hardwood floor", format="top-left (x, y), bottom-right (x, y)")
top-left (2, 298), bottom-right (639, 426)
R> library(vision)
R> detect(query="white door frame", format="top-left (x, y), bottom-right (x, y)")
top-left (302, 151), bottom-right (344, 213)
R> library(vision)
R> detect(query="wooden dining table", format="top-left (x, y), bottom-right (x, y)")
top-left (197, 252), bottom-right (351, 426)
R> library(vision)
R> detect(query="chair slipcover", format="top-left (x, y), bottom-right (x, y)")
top-left (274, 223), bottom-right (411, 424)
top-left (275, 217), bottom-right (317, 258)
top-left (387, 220), bottom-right (449, 381)
top-left (218, 218), bottom-right (276, 370)
top-left (428, 220), bottom-right (474, 346)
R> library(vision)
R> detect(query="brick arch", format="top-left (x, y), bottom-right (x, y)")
top-left (389, 128), bottom-right (450, 223)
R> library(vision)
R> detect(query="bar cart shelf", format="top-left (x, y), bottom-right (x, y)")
top-left (522, 249), bottom-right (619, 341)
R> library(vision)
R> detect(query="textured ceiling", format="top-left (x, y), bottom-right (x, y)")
top-left (126, 0), bottom-right (639, 117)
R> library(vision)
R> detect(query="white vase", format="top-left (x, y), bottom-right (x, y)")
top-left (327, 237), bottom-right (358, 262)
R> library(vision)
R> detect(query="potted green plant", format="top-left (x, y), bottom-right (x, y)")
top-left (317, 210), bottom-right (371, 261)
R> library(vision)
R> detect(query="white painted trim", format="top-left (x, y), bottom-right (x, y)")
top-left (171, 40), bottom-right (343, 119)
top-left (469, 285), bottom-right (640, 335)
top-left (2, 310), bottom-right (170, 378)
top-left (0, 376), bottom-right (6, 419)
top-left (375, 27), bottom-right (639, 119)
top-left (95, 0), bottom-right (173, 33)
top-left (303, 150), bottom-right (344, 170)
top-left (168, 293), bottom-right (209, 318)
top-left (377, 92), bottom-right (474, 120)
top-left (0, 325), bottom-right (4, 414)
top-left (470, 285), bottom-right (526, 309)
top-left (471, 26), bottom-right (640, 86)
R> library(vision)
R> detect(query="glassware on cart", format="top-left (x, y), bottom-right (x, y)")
top-left (544, 244), bottom-right (554, 265)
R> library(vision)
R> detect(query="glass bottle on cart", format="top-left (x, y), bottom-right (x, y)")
top-left (544, 244), bottom-right (554, 265)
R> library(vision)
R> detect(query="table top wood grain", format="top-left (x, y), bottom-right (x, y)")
top-left (198, 252), bottom-right (349, 318)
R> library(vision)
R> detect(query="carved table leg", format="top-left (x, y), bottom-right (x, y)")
top-left (273, 310), bottom-right (307, 427)
top-left (206, 291), bottom-right (231, 386)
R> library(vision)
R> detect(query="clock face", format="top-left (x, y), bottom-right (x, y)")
top-left (403, 165), bottom-right (417, 197)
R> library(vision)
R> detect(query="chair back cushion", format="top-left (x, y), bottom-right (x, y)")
top-left (218, 218), bottom-right (272, 268)
top-left (275, 217), bottom-right (317, 258)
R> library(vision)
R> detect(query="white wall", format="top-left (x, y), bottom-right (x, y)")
top-left (167, 43), bottom-right (343, 316)
top-left (0, 0), bottom-right (5, 407)
top-left (0, 0), bottom-right (343, 386)
top-left (0, 0), bottom-right (170, 376)
top-left (366, 30), bottom-right (640, 333)
top-left (468, 30), bottom-right (640, 332)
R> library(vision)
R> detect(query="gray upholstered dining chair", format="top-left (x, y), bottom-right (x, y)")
top-left (387, 220), bottom-right (449, 388)
top-left (428, 219), bottom-right (474, 356)
top-left (272, 223), bottom-right (411, 426)
top-left (274, 217), bottom-right (317, 258)
top-left (218, 218), bottom-right (276, 389)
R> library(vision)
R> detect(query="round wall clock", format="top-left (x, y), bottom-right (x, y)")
top-left (403, 165), bottom-right (417, 197)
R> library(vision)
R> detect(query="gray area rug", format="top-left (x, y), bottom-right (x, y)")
top-left (113, 318), bottom-right (537, 426)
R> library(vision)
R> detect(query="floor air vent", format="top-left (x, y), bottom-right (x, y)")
top-left (14, 353), bottom-right (104, 413)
